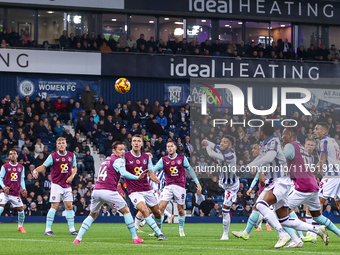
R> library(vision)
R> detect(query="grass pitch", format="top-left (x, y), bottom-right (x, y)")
top-left (0, 223), bottom-right (339, 255)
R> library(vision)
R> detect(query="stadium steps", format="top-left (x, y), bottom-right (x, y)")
top-left (64, 125), bottom-right (101, 180)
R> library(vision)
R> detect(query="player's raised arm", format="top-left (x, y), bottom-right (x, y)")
top-left (247, 172), bottom-right (259, 196)
top-left (152, 158), bottom-right (164, 173)
top-left (183, 157), bottom-right (201, 190)
top-left (247, 147), bottom-right (277, 169)
top-left (20, 168), bottom-right (27, 196)
top-left (33, 154), bottom-right (52, 178)
top-left (0, 166), bottom-right (9, 194)
top-left (205, 146), bottom-right (225, 161)
top-left (66, 155), bottom-right (78, 184)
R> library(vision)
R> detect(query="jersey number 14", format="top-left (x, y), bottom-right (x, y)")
top-left (97, 166), bottom-right (108, 182)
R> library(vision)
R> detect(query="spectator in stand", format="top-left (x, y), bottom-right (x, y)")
top-left (156, 111), bottom-right (167, 129)
top-left (54, 97), bottom-right (68, 124)
top-left (319, 44), bottom-right (330, 59)
top-left (72, 102), bottom-right (82, 128)
top-left (242, 204), bottom-right (252, 217)
top-left (230, 203), bottom-right (242, 217)
top-left (117, 34), bottom-right (128, 48)
top-left (127, 35), bottom-right (136, 48)
top-left (199, 196), bottom-right (214, 216)
top-left (81, 86), bottom-right (95, 115)
top-left (280, 38), bottom-right (292, 59)
top-left (192, 189), bottom-right (205, 216)
top-left (323, 205), bottom-right (334, 217)
top-left (75, 197), bottom-right (87, 216)
top-left (210, 203), bottom-right (223, 217)
top-left (99, 41), bottom-right (111, 52)
top-left (307, 44), bottom-right (317, 60)
top-left (136, 33), bottom-right (146, 49)
top-left (21, 29), bottom-right (32, 44)
top-left (146, 36), bottom-right (157, 50)
top-left (330, 44), bottom-right (338, 60)
top-left (53, 120), bottom-right (65, 138)
top-left (59, 30), bottom-right (70, 48)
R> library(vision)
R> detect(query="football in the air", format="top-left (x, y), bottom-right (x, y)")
top-left (115, 78), bottom-right (131, 94)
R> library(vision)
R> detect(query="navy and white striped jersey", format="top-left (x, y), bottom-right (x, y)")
top-left (317, 135), bottom-right (340, 177)
top-left (248, 135), bottom-right (292, 185)
top-left (148, 170), bottom-right (166, 192)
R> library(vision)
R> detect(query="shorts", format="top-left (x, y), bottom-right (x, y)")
top-left (263, 182), bottom-right (293, 211)
top-left (50, 183), bottom-right (73, 203)
top-left (0, 193), bottom-right (23, 207)
top-left (153, 191), bottom-right (161, 204)
top-left (90, 190), bottom-right (126, 213)
top-left (129, 190), bottom-right (159, 208)
top-left (288, 190), bottom-right (321, 211)
top-left (160, 185), bottom-right (186, 205)
top-left (223, 182), bottom-right (239, 207)
top-left (319, 178), bottom-right (340, 201)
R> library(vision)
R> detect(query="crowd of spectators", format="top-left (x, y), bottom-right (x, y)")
top-left (1, 85), bottom-right (340, 218)
top-left (1, 28), bottom-right (340, 62)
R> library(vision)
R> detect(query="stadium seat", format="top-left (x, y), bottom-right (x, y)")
top-left (202, 188), bottom-right (208, 195)
top-left (216, 195), bottom-right (224, 202)
top-left (186, 192), bottom-right (193, 202)
top-left (186, 201), bottom-right (192, 210)
top-left (218, 202), bottom-right (223, 208)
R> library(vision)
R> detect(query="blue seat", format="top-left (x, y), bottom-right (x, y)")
top-left (186, 201), bottom-right (192, 210)
top-left (48, 133), bottom-right (56, 138)
top-left (203, 188), bottom-right (208, 195)
top-left (186, 192), bottom-right (193, 202)
top-left (218, 202), bottom-right (223, 208)
top-left (216, 195), bottom-right (224, 202)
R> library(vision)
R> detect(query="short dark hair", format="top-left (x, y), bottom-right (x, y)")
top-left (285, 127), bottom-right (298, 137)
top-left (223, 135), bottom-right (235, 146)
top-left (112, 141), bottom-right (124, 150)
top-left (166, 141), bottom-right (177, 147)
top-left (132, 134), bottom-right (143, 140)
top-left (8, 149), bottom-right (17, 155)
top-left (317, 122), bottom-right (329, 132)
top-left (260, 122), bottom-right (274, 137)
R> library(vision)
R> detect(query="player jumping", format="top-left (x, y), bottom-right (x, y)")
top-left (73, 141), bottom-right (145, 244)
top-left (202, 135), bottom-right (239, 240)
top-left (152, 141), bottom-right (202, 237)
top-left (33, 137), bottom-right (78, 236)
top-left (0, 149), bottom-right (27, 233)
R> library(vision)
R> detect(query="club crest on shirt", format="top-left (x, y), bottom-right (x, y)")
top-left (136, 160), bottom-right (140, 164)
top-left (143, 159), bottom-right (147, 164)
top-left (68, 157), bottom-right (72, 161)
top-left (177, 160), bottom-right (182, 164)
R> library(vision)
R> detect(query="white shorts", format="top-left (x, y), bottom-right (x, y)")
top-left (223, 182), bottom-right (239, 207)
top-left (319, 178), bottom-right (340, 201)
top-left (0, 193), bottom-right (23, 208)
top-left (129, 190), bottom-right (159, 208)
top-left (288, 190), bottom-right (321, 211)
top-left (153, 191), bottom-right (161, 204)
top-left (161, 185), bottom-right (186, 205)
top-left (263, 182), bottom-right (292, 211)
top-left (50, 183), bottom-right (73, 203)
top-left (90, 190), bottom-right (127, 213)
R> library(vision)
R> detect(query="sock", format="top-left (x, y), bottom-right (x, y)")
top-left (222, 208), bottom-right (230, 235)
top-left (0, 207), bottom-right (4, 215)
top-left (154, 215), bottom-right (164, 231)
top-left (140, 219), bottom-right (146, 226)
top-left (164, 210), bottom-right (172, 218)
top-left (313, 215), bottom-right (340, 237)
top-left (45, 208), bottom-right (57, 232)
top-left (18, 210), bottom-right (25, 228)
top-left (289, 212), bottom-right (304, 237)
top-left (178, 215), bottom-right (185, 231)
top-left (66, 209), bottom-right (75, 232)
top-left (256, 201), bottom-right (287, 237)
top-left (145, 215), bottom-right (161, 235)
top-left (150, 213), bottom-right (154, 219)
top-left (135, 216), bottom-right (142, 230)
top-left (76, 216), bottom-right (95, 241)
top-left (258, 218), bottom-right (263, 228)
top-left (283, 226), bottom-right (301, 242)
top-left (279, 216), bottom-right (319, 234)
top-left (124, 213), bottom-right (138, 239)
top-left (306, 215), bottom-right (317, 237)
top-left (244, 210), bottom-right (260, 235)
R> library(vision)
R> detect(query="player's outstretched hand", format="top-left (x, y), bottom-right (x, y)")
top-left (22, 189), bottom-right (27, 197)
top-left (197, 183), bottom-right (202, 191)
top-left (33, 170), bottom-right (39, 179)
top-left (138, 171), bottom-right (148, 180)
top-left (201, 141), bottom-right (208, 147)
top-left (246, 189), bottom-right (251, 196)
top-left (3, 186), bottom-right (10, 194)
